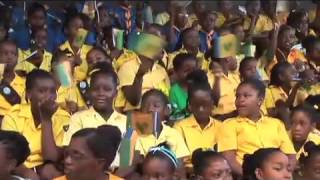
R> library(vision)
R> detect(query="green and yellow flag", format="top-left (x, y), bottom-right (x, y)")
top-left (213, 34), bottom-right (240, 58)
top-left (55, 60), bottom-right (73, 87)
top-left (127, 32), bottom-right (166, 59)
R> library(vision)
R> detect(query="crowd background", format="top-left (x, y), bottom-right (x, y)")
top-left (0, 1), bottom-right (319, 180)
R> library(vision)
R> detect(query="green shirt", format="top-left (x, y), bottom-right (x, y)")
top-left (169, 83), bottom-right (189, 120)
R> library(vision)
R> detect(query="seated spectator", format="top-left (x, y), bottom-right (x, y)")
top-left (0, 130), bottom-right (30, 180)
top-left (55, 125), bottom-right (123, 180)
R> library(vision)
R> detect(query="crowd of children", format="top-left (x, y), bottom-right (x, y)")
top-left (0, 0), bottom-right (319, 180)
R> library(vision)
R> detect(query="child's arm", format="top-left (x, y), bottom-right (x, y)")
top-left (40, 100), bottom-right (64, 162)
top-left (222, 151), bottom-right (243, 176)
top-left (211, 75), bottom-right (221, 107)
top-left (261, 22), bottom-right (280, 69)
top-left (122, 65), bottom-right (147, 106)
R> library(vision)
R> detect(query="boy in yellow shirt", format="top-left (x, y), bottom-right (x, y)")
top-left (135, 89), bottom-right (190, 159)
top-left (208, 56), bottom-right (240, 120)
top-left (217, 79), bottom-right (295, 176)
top-left (243, 0), bottom-right (273, 38)
top-left (0, 40), bottom-right (26, 121)
top-left (168, 28), bottom-right (209, 72)
top-left (174, 83), bottom-right (221, 155)
top-left (290, 105), bottom-right (320, 160)
top-left (59, 14), bottom-right (92, 81)
top-left (1, 70), bottom-right (70, 179)
top-left (16, 28), bottom-right (53, 73)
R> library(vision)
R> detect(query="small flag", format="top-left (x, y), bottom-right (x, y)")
top-left (112, 28), bottom-right (125, 50)
top-left (241, 42), bottom-right (256, 58)
top-left (213, 34), bottom-right (240, 58)
top-left (127, 32), bottom-right (166, 59)
top-left (119, 112), bottom-right (138, 167)
top-left (74, 28), bottom-right (88, 48)
top-left (153, 112), bottom-right (162, 139)
top-left (131, 111), bottom-right (154, 135)
top-left (55, 60), bottom-right (72, 87)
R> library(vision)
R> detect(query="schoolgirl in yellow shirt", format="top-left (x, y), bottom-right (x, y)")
top-left (217, 79), bottom-right (296, 176)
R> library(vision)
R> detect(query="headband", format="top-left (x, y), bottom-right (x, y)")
top-left (149, 145), bottom-right (178, 168)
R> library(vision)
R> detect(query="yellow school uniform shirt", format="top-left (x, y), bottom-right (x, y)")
top-left (217, 115), bottom-right (295, 164)
top-left (167, 48), bottom-right (209, 71)
top-left (63, 107), bottom-right (127, 168)
top-left (1, 104), bottom-right (70, 168)
top-left (174, 115), bottom-right (221, 154)
top-left (59, 41), bottom-right (92, 81)
top-left (115, 57), bottom-right (170, 111)
top-left (290, 131), bottom-right (320, 160)
top-left (243, 14), bottom-right (273, 34)
top-left (63, 107), bottom-right (127, 145)
top-left (113, 49), bottom-right (138, 71)
top-left (57, 83), bottom-right (87, 111)
top-left (295, 84), bottom-right (320, 105)
top-left (215, 12), bottom-right (239, 28)
top-left (53, 174), bottom-right (123, 180)
top-left (135, 123), bottom-right (190, 158)
top-left (207, 71), bottom-right (240, 115)
top-left (16, 49), bottom-right (53, 73)
top-left (0, 75), bottom-right (26, 116)
top-left (265, 85), bottom-right (288, 109)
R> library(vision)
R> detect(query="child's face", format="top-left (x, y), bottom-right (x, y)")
top-left (176, 59), bottom-right (197, 82)
top-left (290, 111), bottom-right (314, 143)
top-left (200, 158), bottom-right (232, 180)
top-left (0, 43), bottom-right (18, 70)
top-left (89, 75), bottom-right (117, 112)
top-left (211, 61), bottom-right (223, 77)
top-left (256, 152), bottom-right (292, 180)
top-left (29, 10), bottom-right (46, 28)
top-left (189, 90), bottom-right (213, 123)
top-left (141, 95), bottom-right (168, 121)
top-left (226, 56), bottom-right (238, 72)
top-left (87, 49), bottom-right (111, 71)
top-left (142, 158), bottom-right (174, 180)
top-left (246, 1), bottom-right (261, 16)
top-left (241, 60), bottom-right (258, 80)
top-left (235, 84), bottom-right (263, 117)
top-left (278, 29), bottom-right (297, 52)
top-left (303, 153), bottom-right (320, 180)
top-left (202, 13), bottom-right (217, 32)
top-left (34, 29), bottom-right (48, 50)
top-left (98, 8), bottom-right (112, 27)
top-left (281, 65), bottom-right (296, 86)
top-left (219, 0), bottom-right (233, 13)
top-left (175, 8), bottom-right (188, 28)
top-left (193, 2), bottom-right (206, 14)
top-left (183, 30), bottom-right (200, 48)
top-left (68, 17), bottom-right (84, 38)
top-left (233, 25), bottom-right (245, 42)
top-left (27, 78), bottom-right (57, 107)
top-left (297, 15), bottom-right (309, 36)
top-left (0, 143), bottom-right (16, 177)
